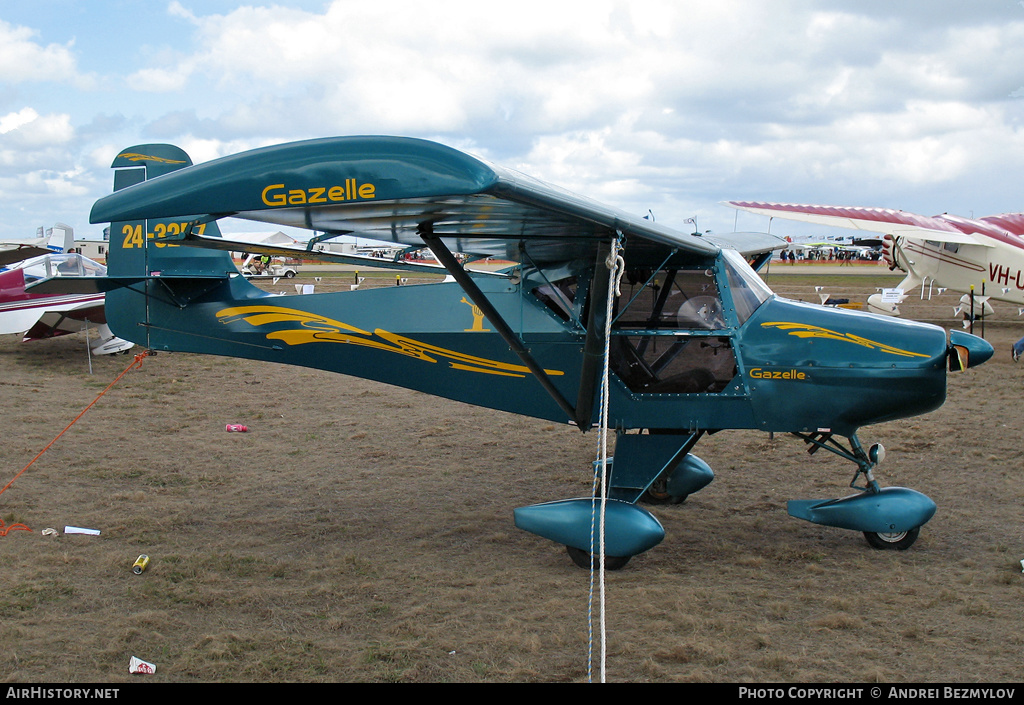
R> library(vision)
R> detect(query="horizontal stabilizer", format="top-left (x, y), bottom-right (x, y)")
top-left (26, 274), bottom-right (229, 295)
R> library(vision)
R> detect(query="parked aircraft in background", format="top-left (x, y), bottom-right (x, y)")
top-left (726, 201), bottom-right (1024, 318)
top-left (0, 251), bottom-right (133, 355)
top-left (0, 223), bottom-right (74, 267)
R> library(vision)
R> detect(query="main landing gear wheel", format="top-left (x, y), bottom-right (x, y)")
top-left (863, 527), bottom-right (920, 550)
top-left (641, 477), bottom-right (688, 505)
top-left (565, 545), bottom-right (632, 570)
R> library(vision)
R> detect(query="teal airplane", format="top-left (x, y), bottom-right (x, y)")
top-left (70, 137), bottom-right (992, 569)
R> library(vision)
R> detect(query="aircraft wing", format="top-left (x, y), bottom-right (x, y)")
top-left (22, 303), bottom-right (108, 341)
top-left (976, 212), bottom-right (1024, 237)
top-left (725, 201), bottom-right (998, 248)
top-left (0, 239), bottom-right (52, 267)
top-left (701, 231), bottom-right (786, 257)
top-left (91, 136), bottom-right (724, 265)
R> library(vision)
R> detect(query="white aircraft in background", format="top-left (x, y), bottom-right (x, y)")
top-left (726, 201), bottom-right (1024, 318)
top-left (0, 223), bottom-right (75, 266)
top-left (0, 224), bottom-right (132, 355)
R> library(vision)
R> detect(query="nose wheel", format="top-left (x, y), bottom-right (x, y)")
top-left (790, 432), bottom-right (934, 550)
top-left (863, 527), bottom-right (920, 550)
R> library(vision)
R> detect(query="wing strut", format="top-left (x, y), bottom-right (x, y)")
top-left (573, 242), bottom-right (612, 431)
top-left (419, 225), bottom-right (582, 427)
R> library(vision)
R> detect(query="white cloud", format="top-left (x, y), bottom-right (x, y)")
top-left (168, 1), bottom-right (200, 24)
top-left (0, 169), bottom-right (89, 199)
top-left (0, 108), bottom-right (74, 146)
top-left (0, 107), bottom-right (39, 134)
top-left (0, 20), bottom-right (92, 88)
top-left (132, 1), bottom-right (746, 134)
top-left (129, 1), bottom-right (1023, 146)
top-left (127, 65), bottom-right (195, 93)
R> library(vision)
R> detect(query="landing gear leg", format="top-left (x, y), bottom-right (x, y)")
top-left (789, 432), bottom-right (934, 549)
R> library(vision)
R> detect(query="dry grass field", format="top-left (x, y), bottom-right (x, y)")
top-left (0, 269), bottom-right (1021, 683)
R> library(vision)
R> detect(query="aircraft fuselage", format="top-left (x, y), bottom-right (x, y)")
top-left (897, 237), bottom-right (1024, 305)
top-left (108, 246), bottom-right (954, 439)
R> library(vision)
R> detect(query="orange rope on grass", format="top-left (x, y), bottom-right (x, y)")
top-left (0, 519), bottom-right (30, 536)
top-left (0, 350), bottom-right (151, 501)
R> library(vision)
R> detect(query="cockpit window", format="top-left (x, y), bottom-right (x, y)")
top-left (608, 263), bottom-right (736, 394)
top-left (613, 267), bottom-right (725, 330)
top-left (721, 249), bottom-right (772, 324)
top-left (532, 276), bottom-right (577, 322)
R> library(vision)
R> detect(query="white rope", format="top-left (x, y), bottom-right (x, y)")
top-left (588, 236), bottom-right (624, 683)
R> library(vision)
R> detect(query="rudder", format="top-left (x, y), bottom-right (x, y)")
top-left (100, 144), bottom-right (242, 349)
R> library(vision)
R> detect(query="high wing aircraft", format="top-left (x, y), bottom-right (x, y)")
top-left (0, 251), bottom-right (134, 355)
top-left (81, 138), bottom-right (993, 569)
top-left (726, 201), bottom-right (1024, 317)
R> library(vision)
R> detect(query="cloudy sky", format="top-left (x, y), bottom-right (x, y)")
top-left (3, 0), bottom-right (1024, 242)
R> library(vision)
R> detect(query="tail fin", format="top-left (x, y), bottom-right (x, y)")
top-left (104, 144), bottom-right (236, 278)
top-left (45, 223), bottom-right (74, 253)
top-left (101, 144), bottom-right (243, 349)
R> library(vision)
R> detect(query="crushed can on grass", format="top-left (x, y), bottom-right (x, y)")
top-left (225, 424), bottom-right (249, 432)
top-left (132, 555), bottom-right (150, 574)
top-left (129, 656), bottom-right (156, 674)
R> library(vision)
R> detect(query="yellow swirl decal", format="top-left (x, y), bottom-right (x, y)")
top-left (116, 152), bottom-right (187, 164)
top-left (760, 322), bottom-right (930, 358)
top-left (216, 306), bottom-right (563, 378)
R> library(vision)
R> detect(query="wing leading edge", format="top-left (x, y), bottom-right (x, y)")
top-left (723, 201), bottom-right (1015, 248)
top-left (0, 241), bottom-right (53, 267)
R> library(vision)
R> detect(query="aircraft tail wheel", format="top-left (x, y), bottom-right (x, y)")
top-left (565, 545), bottom-right (632, 570)
top-left (863, 527), bottom-right (920, 550)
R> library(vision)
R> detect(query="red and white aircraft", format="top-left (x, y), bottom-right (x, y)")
top-left (0, 226), bottom-right (132, 355)
top-left (726, 201), bottom-right (1024, 317)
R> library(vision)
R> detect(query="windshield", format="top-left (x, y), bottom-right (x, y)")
top-left (721, 249), bottom-right (773, 324)
top-left (14, 253), bottom-right (107, 282)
